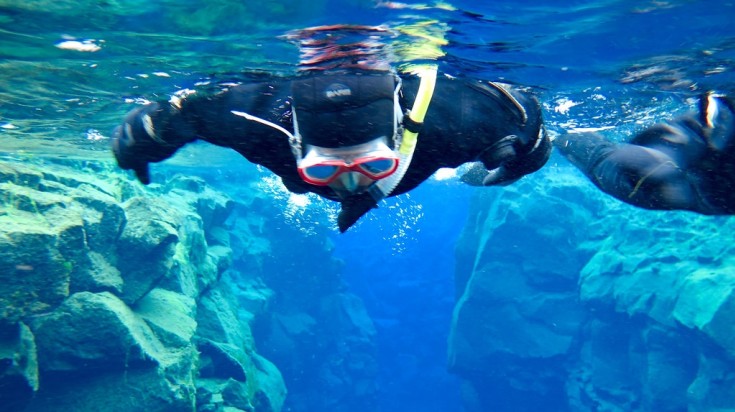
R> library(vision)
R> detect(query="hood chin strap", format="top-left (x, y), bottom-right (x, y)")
top-left (368, 64), bottom-right (438, 202)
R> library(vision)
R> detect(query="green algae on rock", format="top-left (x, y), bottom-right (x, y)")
top-left (0, 159), bottom-right (287, 411)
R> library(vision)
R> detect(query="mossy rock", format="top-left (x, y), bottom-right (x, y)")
top-left (0, 213), bottom-right (70, 321)
top-left (30, 291), bottom-right (190, 372)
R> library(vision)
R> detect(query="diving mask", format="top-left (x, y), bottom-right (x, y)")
top-left (297, 136), bottom-right (399, 189)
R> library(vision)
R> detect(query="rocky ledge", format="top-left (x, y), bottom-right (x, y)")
top-left (0, 159), bottom-right (286, 412)
top-left (0, 159), bottom-right (377, 412)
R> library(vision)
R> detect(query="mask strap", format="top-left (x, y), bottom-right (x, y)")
top-left (291, 108), bottom-right (303, 159)
top-left (393, 74), bottom-right (404, 150)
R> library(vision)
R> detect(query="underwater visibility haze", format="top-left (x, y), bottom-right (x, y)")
top-left (1, 1), bottom-right (735, 411)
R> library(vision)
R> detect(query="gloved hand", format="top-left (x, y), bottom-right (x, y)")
top-left (461, 131), bottom-right (552, 186)
top-left (111, 103), bottom-right (179, 184)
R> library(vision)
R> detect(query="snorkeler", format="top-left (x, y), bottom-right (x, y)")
top-left (555, 92), bottom-right (735, 214)
top-left (111, 68), bottom-right (551, 232)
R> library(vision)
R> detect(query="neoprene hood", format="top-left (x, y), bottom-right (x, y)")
top-left (291, 72), bottom-right (395, 148)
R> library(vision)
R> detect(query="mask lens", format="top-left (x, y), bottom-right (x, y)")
top-left (303, 164), bottom-right (341, 181)
top-left (359, 158), bottom-right (398, 176)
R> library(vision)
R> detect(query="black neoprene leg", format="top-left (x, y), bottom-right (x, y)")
top-left (556, 133), bottom-right (699, 211)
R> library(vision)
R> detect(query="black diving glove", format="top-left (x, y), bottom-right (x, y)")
top-left (111, 103), bottom-right (182, 184)
top-left (461, 131), bottom-right (552, 187)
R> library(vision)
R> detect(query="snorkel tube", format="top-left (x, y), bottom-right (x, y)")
top-left (370, 64), bottom-right (438, 201)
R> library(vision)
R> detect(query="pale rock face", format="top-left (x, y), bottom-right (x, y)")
top-left (449, 167), bottom-right (735, 412)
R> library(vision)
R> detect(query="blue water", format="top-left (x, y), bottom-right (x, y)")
top-left (2, 1), bottom-right (735, 411)
top-left (335, 180), bottom-right (472, 411)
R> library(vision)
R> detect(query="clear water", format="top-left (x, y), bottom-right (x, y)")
top-left (2, 1), bottom-right (735, 411)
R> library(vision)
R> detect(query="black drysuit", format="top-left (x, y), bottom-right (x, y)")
top-left (112, 71), bottom-right (551, 231)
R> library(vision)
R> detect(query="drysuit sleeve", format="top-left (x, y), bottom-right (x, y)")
top-left (111, 81), bottom-right (293, 185)
top-left (111, 100), bottom-right (198, 184)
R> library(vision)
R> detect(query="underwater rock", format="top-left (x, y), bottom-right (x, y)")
top-left (0, 162), bottom-right (43, 187)
top-left (196, 378), bottom-right (255, 412)
top-left (687, 352), bottom-right (735, 412)
top-left (119, 196), bottom-right (181, 249)
top-left (194, 273), bottom-right (286, 411)
top-left (237, 202), bottom-right (379, 412)
top-left (134, 288), bottom-right (197, 348)
top-left (164, 175), bottom-right (234, 231)
top-left (449, 171), bottom-right (600, 411)
top-left (116, 196), bottom-right (180, 303)
top-left (0, 321), bottom-right (38, 412)
top-left (673, 268), bottom-right (735, 358)
top-left (235, 278), bottom-right (275, 317)
top-left (195, 313), bottom-right (286, 412)
top-left (38, 183), bottom-right (126, 296)
top-left (0, 200), bottom-right (72, 322)
top-left (27, 290), bottom-right (198, 411)
top-left (74, 187), bottom-right (126, 255)
top-left (25, 366), bottom-right (196, 412)
top-left (221, 378), bottom-right (255, 411)
top-left (30, 291), bottom-right (181, 372)
top-left (320, 292), bottom-right (377, 341)
top-left (195, 351), bottom-right (286, 412)
top-left (0, 159), bottom-right (375, 412)
top-left (143, 178), bottom-right (236, 299)
top-left (208, 226), bottom-right (231, 247)
top-left (575, 209), bottom-right (735, 411)
top-left (249, 353), bottom-right (287, 412)
top-left (198, 340), bottom-right (248, 381)
top-left (258, 291), bottom-right (378, 412)
top-left (208, 244), bottom-right (233, 275)
top-left (452, 165), bottom-right (735, 412)
top-left (69, 250), bottom-right (124, 294)
top-left (197, 284), bottom-right (255, 351)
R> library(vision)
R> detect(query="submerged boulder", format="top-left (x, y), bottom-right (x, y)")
top-left (25, 366), bottom-right (196, 412)
top-left (30, 291), bottom-right (190, 372)
top-left (27, 291), bottom-right (197, 411)
top-left (194, 271), bottom-right (287, 412)
top-left (576, 209), bottom-right (735, 411)
top-left (134, 288), bottom-right (198, 348)
top-left (117, 196), bottom-right (181, 304)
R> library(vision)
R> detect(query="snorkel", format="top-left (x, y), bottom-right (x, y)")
top-left (369, 64), bottom-right (437, 201)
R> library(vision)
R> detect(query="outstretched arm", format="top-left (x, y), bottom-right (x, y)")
top-left (111, 81), bottom-right (295, 185)
top-left (112, 99), bottom-right (198, 184)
